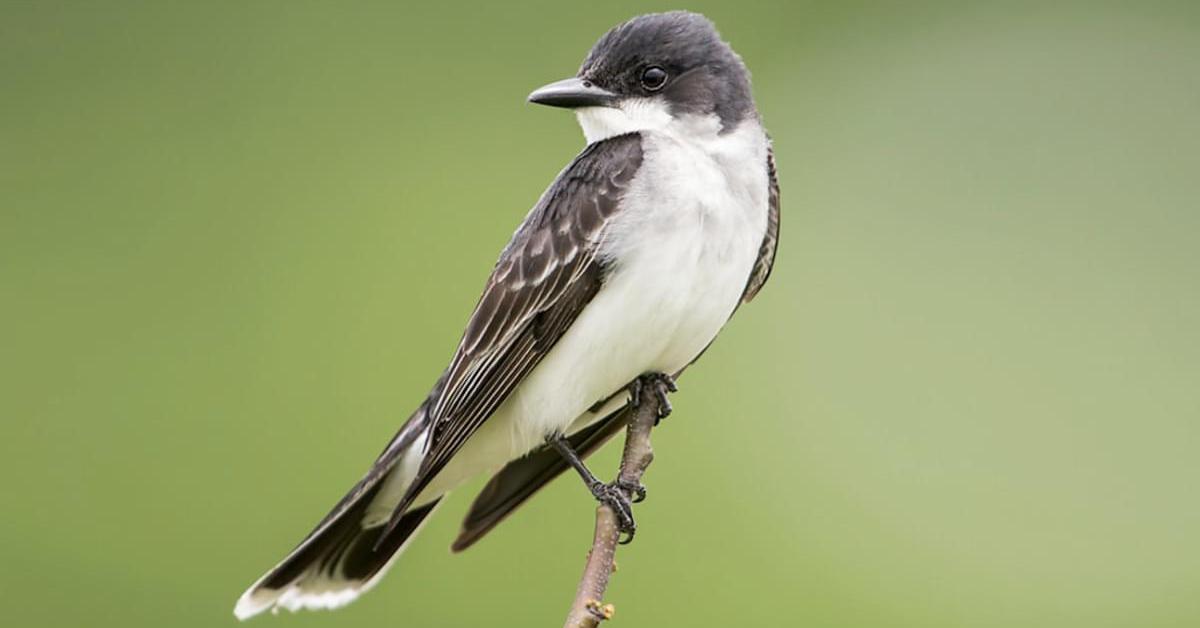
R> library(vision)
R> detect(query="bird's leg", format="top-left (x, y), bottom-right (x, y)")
top-left (547, 373), bottom-right (675, 543)
top-left (546, 434), bottom-right (638, 542)
top-left (629, 372), bottom-right (678, 424)
top-left (610, 371), bottom-right (677, 502)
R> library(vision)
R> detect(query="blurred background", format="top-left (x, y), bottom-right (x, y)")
top-left (3, 1), bottom-right (1199, 626)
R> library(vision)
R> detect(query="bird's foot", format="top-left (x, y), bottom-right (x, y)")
top-left (589, 481), bottom-right (637, 544)
top-left (629, 372), bottom-right (678, 424)
top-left (614, 479), bottom-right (647, 504)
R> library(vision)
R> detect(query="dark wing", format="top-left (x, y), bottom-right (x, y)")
top-left (378, 133), bottom-right (645, 539)
top-left (309, 372), bottom-right (443, 532)
top-left (741, 143), bottom-right (781, 303)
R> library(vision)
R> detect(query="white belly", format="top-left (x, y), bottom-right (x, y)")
top-left (414, 120), bottom-right (770, 502)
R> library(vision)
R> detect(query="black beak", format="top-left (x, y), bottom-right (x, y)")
top-left (527, 77), bottom-right (618, 109)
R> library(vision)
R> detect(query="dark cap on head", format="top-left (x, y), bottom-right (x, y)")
top-left (529, 12), bottom-right (756, 130)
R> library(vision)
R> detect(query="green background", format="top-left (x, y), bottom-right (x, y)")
top-left (4, 1), bottom-right (1198, 626)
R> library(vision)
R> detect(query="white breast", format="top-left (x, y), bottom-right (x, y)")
top-left (603, 117), bottom-right (768, 360)
top-left (509, 115), bottom-right (770, 440)
top-left (413, 113), bottom-right (770, 502)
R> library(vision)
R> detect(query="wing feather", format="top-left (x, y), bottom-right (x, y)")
top-left (741, 143), bottom-right (781, 303)
top-left (379, 133), bottom-right (645, 537)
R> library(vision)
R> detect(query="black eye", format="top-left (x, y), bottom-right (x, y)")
top-left (640, 66), bottom-right (668, 91)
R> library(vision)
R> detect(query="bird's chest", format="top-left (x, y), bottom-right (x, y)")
top-left (599, 128), bottom-right (769, 371)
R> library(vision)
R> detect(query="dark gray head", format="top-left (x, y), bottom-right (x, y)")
top-left (528, 12), bottom-right (756, 135)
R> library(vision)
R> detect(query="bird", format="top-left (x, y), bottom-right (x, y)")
top-left (234, 10), bottom-right (779, 619)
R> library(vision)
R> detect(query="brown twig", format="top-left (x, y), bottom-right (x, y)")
top-left (563, 384), bottom-right (660, 628)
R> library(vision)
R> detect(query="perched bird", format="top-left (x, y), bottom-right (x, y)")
top-left (234, 10), bottom-right (779, 618)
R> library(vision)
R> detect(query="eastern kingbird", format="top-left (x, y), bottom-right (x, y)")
top-left (235, 11), bottom-right (779, 618)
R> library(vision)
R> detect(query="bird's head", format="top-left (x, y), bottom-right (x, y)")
top-left (528, 12), bottom-right (756, 144)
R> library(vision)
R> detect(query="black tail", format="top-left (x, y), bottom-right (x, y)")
top-left (235, 481), bottom-right (440, 619)
top-left (234, 399), bottom-right (440, 620)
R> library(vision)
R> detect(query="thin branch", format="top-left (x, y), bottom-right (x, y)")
top-left (563, 385), bottom-right (659, 628)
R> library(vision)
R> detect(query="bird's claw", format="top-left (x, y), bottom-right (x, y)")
top-left (629, 372), bottom-right (678, 424)
top-left (590, 481), bottom-right (637, 543)
top-left (615, 479), bottom-right (647, 503)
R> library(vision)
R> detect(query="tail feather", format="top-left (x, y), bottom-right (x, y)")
top-left (235, 494), bottom-right (441, 620)
top-left (234, 404), bottom-right (440, 621)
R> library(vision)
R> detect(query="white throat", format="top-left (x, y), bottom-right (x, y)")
top-left (575, 98), bottom-right (724, 144)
